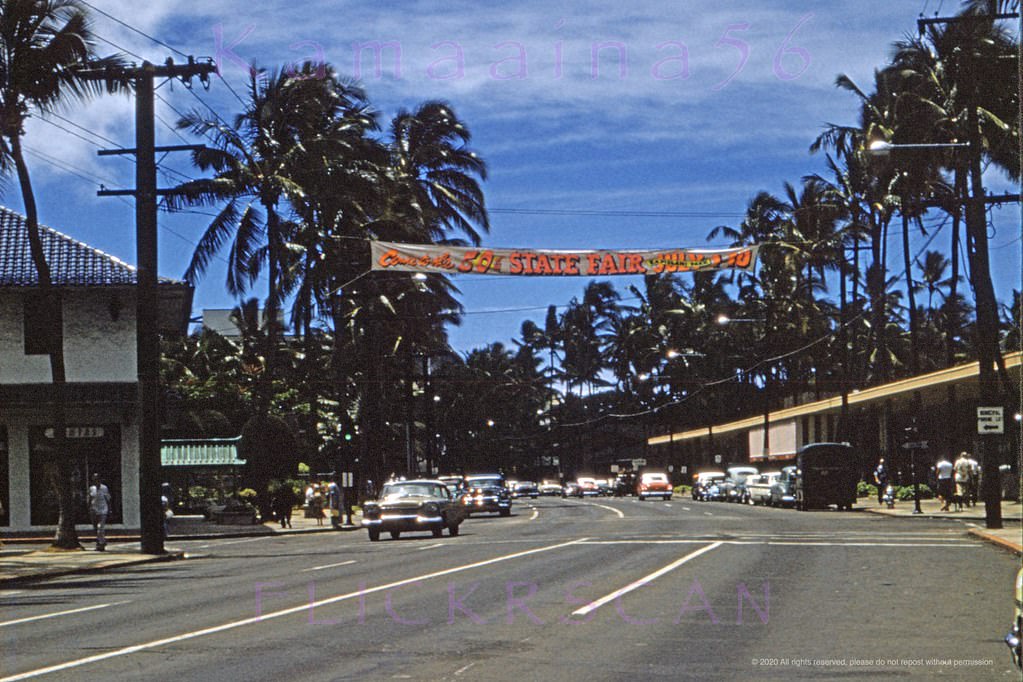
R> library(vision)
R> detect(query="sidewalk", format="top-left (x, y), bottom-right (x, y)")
top-left (861, 496), bottom-right (1022, 554)
top-left (0, 510), bottom-right (362, 586)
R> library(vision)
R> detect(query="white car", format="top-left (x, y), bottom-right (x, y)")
top-left (746, 472), bottom-right (781, 505)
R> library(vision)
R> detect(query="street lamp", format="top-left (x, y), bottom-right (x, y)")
top-left (716, 314), bottom-right (764, 325)
top-left (867, 139), bottom-right (969, 156)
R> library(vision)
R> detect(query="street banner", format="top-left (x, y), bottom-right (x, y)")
top-left (370, 241), bottom-right (760, 276)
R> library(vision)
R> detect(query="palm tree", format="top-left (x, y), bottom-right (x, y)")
top-left (169, 65), bottom-right (330, 415)
top-left (0, 0), bottom-right (126, 548)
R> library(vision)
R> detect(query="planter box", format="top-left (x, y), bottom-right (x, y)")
top-left (212, 510), bottom-right (256, 525)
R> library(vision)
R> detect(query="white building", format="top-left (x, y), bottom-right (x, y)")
top-left (0, 207), bottom-right (191, 532)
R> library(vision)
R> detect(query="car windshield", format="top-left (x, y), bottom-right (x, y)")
top-left (466, 477), bottom-right (502, 488)
top-left (380, 483), bottom-right (446, 500)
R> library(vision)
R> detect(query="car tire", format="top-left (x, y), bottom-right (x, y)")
top-left (432, 526), bottom-right (444, 538)
top-left (449, 523), bottom-right (460, 536)
top-left (638, 494), bottom-right (645, 501)
top-left (500, 508), bottom-right (511, 517)
top-left (368, 528), bottom-right (380, 542)
top-left (390, 530), bottom-right (401, 539)
top-left (666, 495), bottom-right (672, 501)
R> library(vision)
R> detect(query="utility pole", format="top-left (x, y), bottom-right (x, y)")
top-left (83, 58), bottom-right (216, 553)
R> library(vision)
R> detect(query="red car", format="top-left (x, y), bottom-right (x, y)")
top-left (636, 472), bottom-right (673, 501)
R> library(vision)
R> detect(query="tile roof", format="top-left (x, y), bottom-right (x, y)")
top-left (0, 205), bottom-right (184, 287)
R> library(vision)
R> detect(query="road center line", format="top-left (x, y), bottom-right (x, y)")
top-left (0, 601), bottom-right (131, 629)
top-left (301, 560), bottom-right (357, 572)
top-left (415, 543), bottom-right (444, 552)
top-left (572, 541), bottom-right (722, 617)
top-left (0, 537), bottom-right (589, 682)
top-left (529, 508), bottom-right (539, 521)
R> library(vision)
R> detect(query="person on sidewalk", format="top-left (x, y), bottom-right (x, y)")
top-left (967, 454), bottom-right (980, 506)
top-left (88, 473), bottom-right (112, 551)
top-left (273, 483), bottom-right (294, 529)
top-left (953, 452), bottom-right (972, 512)
top-left (873, 458), bottom-right (888, 505)
top-left (935, 456), bottom-right (955, 512)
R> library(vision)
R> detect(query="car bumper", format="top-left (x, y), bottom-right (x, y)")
top-left (461, 497), bottom-right (511, 513)
top-left (362, 514), bottom-right (445, 531)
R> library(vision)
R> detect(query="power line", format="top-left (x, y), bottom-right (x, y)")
top-left (81, 1), bottom-right (188, 59)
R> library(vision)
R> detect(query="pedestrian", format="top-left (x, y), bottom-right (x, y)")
top-left (88, 473), bottom-right (112, 551)
top-left (873, 458), bottom-right (888, 505)
top-left (161, 492), bottom-right (172, 538)
top-left (310, 485), bottom-right (325, 526)
top-left (327, 480), bottom-right (340, 528)
top-left (967, 454), bottom-right (981, 506)
top-left (934, 456), bottom-right (954, 512)
top-left (274, 483), bottom-right (294, 528)
top-left (953, 452), bottom-right (972, 512)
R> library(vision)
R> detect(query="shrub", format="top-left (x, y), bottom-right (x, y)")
top-left (857, 481), bottom-right (877, 498)
top-left (896, 484), bottom-right (933, 501)
top-left (237, 488), bottom-right (258, 503)
top-left (674, 485), bottom-right (692, 496)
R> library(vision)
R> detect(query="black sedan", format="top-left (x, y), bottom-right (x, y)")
top-left (361, 479), bottom-right (466, 541)
top-left (460, 475), bottom-right (513, 516)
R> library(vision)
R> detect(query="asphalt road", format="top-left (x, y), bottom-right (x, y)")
top-left (1, 496), bottom-right (1019, 681)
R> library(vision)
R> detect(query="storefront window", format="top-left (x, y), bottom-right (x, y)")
top-left (29, 425), bottom-right (121, 526)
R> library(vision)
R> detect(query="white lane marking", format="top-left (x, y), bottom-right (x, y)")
top-left (416, 543), bottom-right (444, 552)
top-left (584, 502), bottom-right (625, 519)
top-left (453, 663), bottom-right (476, 676)
top-left (0, 590), bottom-right (25, 597)
top-left (0, 538), bottom-right (589, 682)
top-left (301, 560), bottom-right (357, 572)
top-left (681, 507), bottom-right (691, 512)
top-left (577, 539), bottom-right (982, 548)
top-left (572, 542), bottom-right (722, 616)
top-left (0, 601), bottom-right (131, 629)
top-left (703, 512), bottom-right (713, 516)
top-left (529, 508), bottom-right (539, 521)
top-left (664, 504), bottom-right (672, 508)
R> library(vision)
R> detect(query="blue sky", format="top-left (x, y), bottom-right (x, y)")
top-left (13, 1), bottom-right (1021, 352)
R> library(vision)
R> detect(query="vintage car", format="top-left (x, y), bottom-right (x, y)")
top-left (576, 477), bottom-right (601, 497)
top-left (437, 475), bottom-right (465, 493)
top-left (561, 481), bottom-right (582, 498)
top-left (636, 472), bottom-right (673, 500)
top-left (692, 472), bottom-right (726, 501)
top-left (538, 480), bottom-right (563, 496)
top-left (1007, 567), bottom-right (1023, 670)
top-left (746, 472), bottom-right (781, 505)
top-left (722, 466), bottom-right (759, 503)
top-left (461, 474), bottom-right (513, 516)
top-left (512, 481), bottom-right (540, 499)
top-left (793, 442), bottom-right (859, 511)
top-left (769, 466), bottom-right (798, 507)
top-left (361, 479), bottom-right (466, 541)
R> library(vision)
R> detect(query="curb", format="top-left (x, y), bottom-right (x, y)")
top-left (967, 528), bottom-right (1023, 555)
top-left (0, 550), bottom-right (188, 587)
top-left (1, 524), bottom-right (361, 545)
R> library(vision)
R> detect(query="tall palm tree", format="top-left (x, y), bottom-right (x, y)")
top-left (170, 65), bottom-right (330, 414)
top-left (0, 0), bottom-right (126, 548)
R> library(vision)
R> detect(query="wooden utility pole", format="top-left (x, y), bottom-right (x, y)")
top-left (84, 57), bottom-right (216, 552)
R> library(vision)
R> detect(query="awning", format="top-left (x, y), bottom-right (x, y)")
top-left (161, 437), bottom-right (243, 467)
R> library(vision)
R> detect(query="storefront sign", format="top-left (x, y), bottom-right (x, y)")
top-left (44, 426), bottom-right (105, 439)
top-left (370, 241), bottom-right (760, 276)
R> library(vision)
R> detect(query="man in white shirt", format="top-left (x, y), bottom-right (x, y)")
top-left (88, 473), bottom-right (112, 551)
top-left (934, 457), bottom-right (954, 512)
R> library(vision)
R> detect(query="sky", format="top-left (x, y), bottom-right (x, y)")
top-left (11, 1), bottom-right (1021, 353)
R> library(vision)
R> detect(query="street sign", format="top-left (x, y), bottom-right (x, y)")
top-left (610, 464), bottom-right (619, 473)
top-left (341, 472), bottom-right (354, 487)
top-left (901, 440), bottom-right (929, 450)
top-left (714, 455), bottom-right (722, 464)
top-left (632, 458), bottom-right (647, 467)
top-left (977, 407), bottom-right (1004, 434)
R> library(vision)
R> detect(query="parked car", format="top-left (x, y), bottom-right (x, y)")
top-left (636, 472), bottom-right (673, 500)
top-left (438, 475), bottom-right (465, 494)
top-left (727, 474), bottom-right (757, 504)
top-left (595, 480), bottom-right (615, 497)
top-left (1006, 567), bottom-right (1023, 670)
top-left (361, 479), bottom-right (466, 541)
top-left (793, 442), bottom-right (859, 511)
top-left (769, 466), bottom-right (798, 507)
top-left (746, 472), bottom-right (781, 505)
top-left (692, 472), bottom-right (726, 501)
top-left (723, 466), bottom-right (759, 503)
top-left (539, 480), bottom-right (562, 496)
top-left (461, 474), bottom-right (513, 516)
top-left (512, 481), bottom-right (540, 499)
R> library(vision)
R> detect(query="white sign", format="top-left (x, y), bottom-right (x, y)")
top-left (714, 455), bottom-right (722, 464)
top-left (609, 464), bottom-right (619, 473)
top-left (977, 407), bottom-right (1004, 434)
top-left (680, 466), bottom-right (687, 474)
top-left (341, 472), bottom-right (354, 487)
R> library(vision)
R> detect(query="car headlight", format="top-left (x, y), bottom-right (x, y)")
top-left (422, 503), bottom-right (439, 515)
